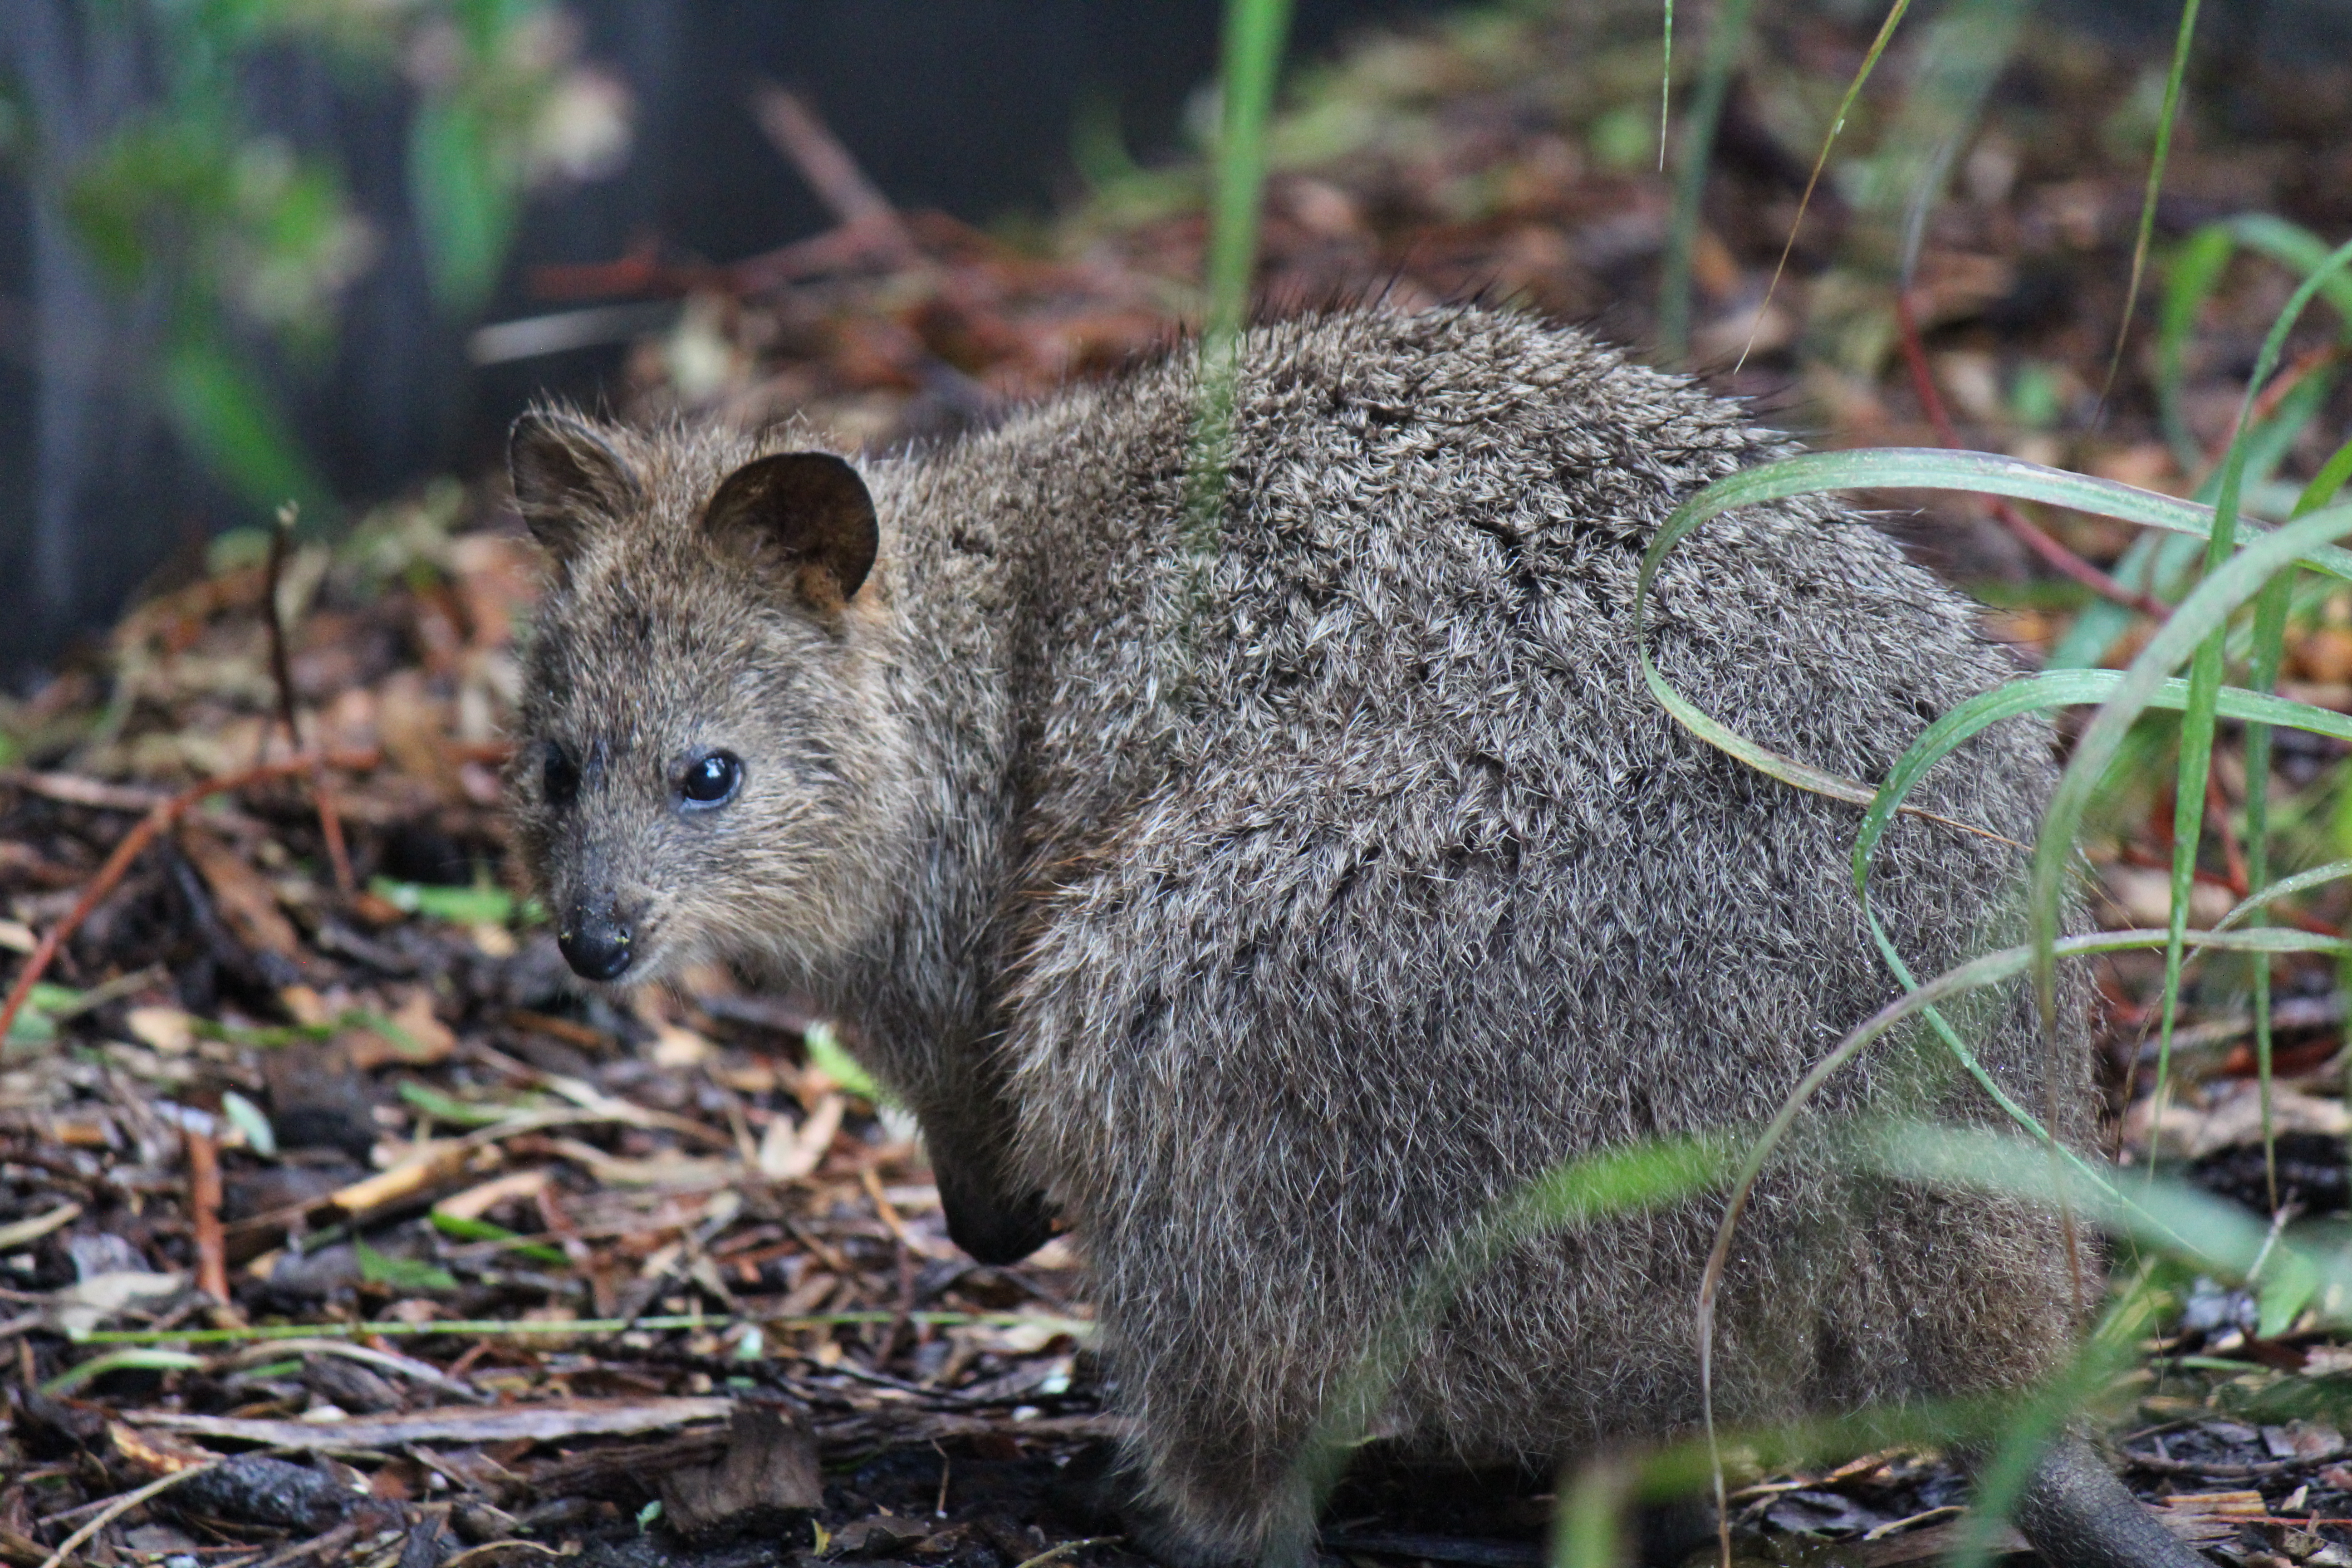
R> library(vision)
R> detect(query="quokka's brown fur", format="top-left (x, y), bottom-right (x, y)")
top-left (506, 306), bottom-right (2166, 1565)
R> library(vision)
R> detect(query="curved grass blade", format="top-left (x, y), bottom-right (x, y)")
top-left (2243, 441), bottom-right (2352, 1210)
top-left (1694, 921), bottom-right (2347, 1567)
top-left (2156, 216), bottom-right (2352, 479)
top-left (1738, 0), bottom-right (1914, 369)
top-left (2028, 501), bottom-right (2352, 1066)
top-left (2228, 214), bottom-right (2352, 326)
top-left (2212, 859), bottom-right (2352, 936)
top-left (2099, 0), bottom-right (2205, 407)
top-left (2152, 233), bottom-right (2352, 1187)
top-left (1639, 447), bottom-right (2352, 585)
top-left (2053, 377), bottom-right (2347, 668)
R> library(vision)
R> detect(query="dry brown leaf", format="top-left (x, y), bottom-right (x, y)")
top-left (757, 1093), bottom-right (843, 1181)
top-left (343, 988), bottom-right (457, 1070)
top-left (180, 826), bottom-right (302, 958)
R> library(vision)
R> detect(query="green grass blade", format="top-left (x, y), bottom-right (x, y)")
top-left (2212, 859), bottom-right (2352, 935)
top-left (2300, 439), bottom-right (2352, 517)
top-left (2227, 215), bottom-right (2352, 328)
top-left (2029, 502), bottom-right (2352, 1053)
top-left (2156, 233), bottom-right (2352, 1163)
top-left (2159, 225), bottom-right (2239, 470)
top-left (1181, 0), bottom-right (1295, 562)
top-left (1740, 0), bottom-right (1914, 368)
top-left (2100, 0), bottom-right (2205, 404)
top-left (1554, 1458), bottom-right (1633, 1568)
top-left (1656, 0), bottom-right (1756, 362)
top-left (1640, 447), bottom-right (2352, 583)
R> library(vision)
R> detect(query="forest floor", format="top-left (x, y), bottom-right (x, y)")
top-left (5, 2), bottom-right (2352, 1565)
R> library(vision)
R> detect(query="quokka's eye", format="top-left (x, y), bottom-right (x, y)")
top-left (542, 741), bottom-right (579, 808)
top-left (681, 751), bottom-right (743, 808)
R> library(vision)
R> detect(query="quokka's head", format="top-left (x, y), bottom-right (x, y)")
top-left (505, 409), bottom-right (914, 990)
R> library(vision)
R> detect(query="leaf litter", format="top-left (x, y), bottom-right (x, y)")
top-left (5, 4), bottom-right (2352, 1565)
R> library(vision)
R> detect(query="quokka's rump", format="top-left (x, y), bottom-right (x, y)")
top-left (506, 305), bottom-right (2197, 1568)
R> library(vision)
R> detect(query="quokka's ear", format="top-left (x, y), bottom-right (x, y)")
top-left (700, 451), bottom-right (879, 608)
top-left (508, 411), bottom-right (642, 559)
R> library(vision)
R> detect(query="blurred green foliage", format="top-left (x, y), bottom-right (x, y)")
top-left (34, 0), bottom-right (628, 520)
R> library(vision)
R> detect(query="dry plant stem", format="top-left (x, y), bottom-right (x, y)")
top-left (2204, 770), bottom-right (2249, 897)
top-left (0, 747), bottom-right (382, 1044)
top-left (750, 84), bottom-right (920, 266)
top-left (2236, 343), bottom-right (2352, 446)
top-left (1740, 0), bottom-right (1914, 368)
top-left (1894, 291), bottom-right (2169, 618)
top-left (186, 1128), bottom-right (230, 1307)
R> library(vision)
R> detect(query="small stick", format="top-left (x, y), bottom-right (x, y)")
top-left (2238, 342), bottom-right (2351, 446)
top-left (749, 83), bottom-right (918, 265)
top-left (2205, 769), bottom-right (2249, 897)
top-left (1894, 291), bottom-right (2171, 620)
top-left (0, 748), bottom-right (383, 1044)
top-left (186, 1128), bottom-right (231, 1309)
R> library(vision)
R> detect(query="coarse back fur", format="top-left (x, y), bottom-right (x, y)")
top-left (509, 305), bottom-right (2093, 1564)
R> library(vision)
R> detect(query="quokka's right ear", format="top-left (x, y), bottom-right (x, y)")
top-left (508, 411), bottom-right (642, 559)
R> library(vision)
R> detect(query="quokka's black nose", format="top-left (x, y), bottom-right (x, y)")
top-left (558, 910), bottom-right (634, 980)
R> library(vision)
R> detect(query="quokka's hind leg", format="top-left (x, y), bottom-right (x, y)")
top-left (1100, 1367), bottom-right (1333, 1568)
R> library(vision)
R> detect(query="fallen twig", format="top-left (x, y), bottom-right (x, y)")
top-left (750, 83), bottom-right (920, 267)
top-left (78, 1308), bottom-right (1094, 1348)
top-left (185, 1128), bottom-right (231, 1309)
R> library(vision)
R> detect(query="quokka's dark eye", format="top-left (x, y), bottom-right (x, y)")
top-left (681, 751), bottom-right (742, 808)
top-left (542, 741), bottom-right (579, 808)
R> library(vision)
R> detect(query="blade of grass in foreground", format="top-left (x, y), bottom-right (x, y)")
top-left (2149, 234), bottom-right (2352, 1191)
top-left (1630, 450), bottom-right (2352, 842)
top-left (2242, 443), bottom-right (2352, 1210)
top-left (1181, 0), bottom-right (1294, 554)
top-left (1738, 0), bottom-right (1913, 368)
top-left (2099, 0), bottom-right (2205, 407)
top-left (1692, 923), bottom-right (2347, 1568)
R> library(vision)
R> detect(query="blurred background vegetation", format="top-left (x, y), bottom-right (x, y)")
top-left (0, 0), bottom-right (1465, 680)
top-left (0, 0), bottom-right (2343, 680)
